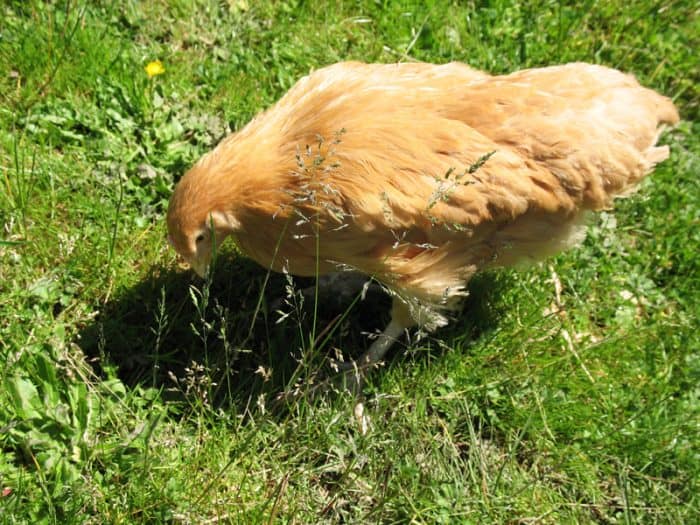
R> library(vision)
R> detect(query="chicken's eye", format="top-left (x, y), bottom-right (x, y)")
top-left (195, 233), bottom-right (205, 244)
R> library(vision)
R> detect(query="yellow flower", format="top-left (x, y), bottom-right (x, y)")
top-left (145, 60), bottom-right (165, 78)
top-left (228, 0), bottom-right (249, 12)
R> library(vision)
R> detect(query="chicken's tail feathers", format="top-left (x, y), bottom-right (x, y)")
top-left (643, 94), bottom-right (679, 171)
top-left (654, 94), bottom-right (681, 128)
top-left (644, 144), bottom-right (671, 169)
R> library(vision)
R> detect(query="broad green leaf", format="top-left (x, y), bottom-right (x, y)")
top-left (7, 376), bottom-right (42, 420)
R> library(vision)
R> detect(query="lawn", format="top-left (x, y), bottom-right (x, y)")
top-left (1, 0), bottom-right (698, 523)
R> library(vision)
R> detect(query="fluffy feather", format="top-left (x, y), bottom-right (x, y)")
top-left (167, 61), bottom-right (678, 363)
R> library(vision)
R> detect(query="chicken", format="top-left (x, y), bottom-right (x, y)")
top-left (167, 61), bottom-right (678, 372)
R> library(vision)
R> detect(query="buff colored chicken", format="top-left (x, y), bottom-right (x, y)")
top-left (167, 61), bottom-right (678, 371)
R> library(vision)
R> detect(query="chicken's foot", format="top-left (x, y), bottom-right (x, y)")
top-left (334, 299), bottom-right (413, 392)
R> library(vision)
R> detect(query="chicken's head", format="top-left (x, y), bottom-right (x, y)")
top-left (166, 169), bottom-right (238, 278)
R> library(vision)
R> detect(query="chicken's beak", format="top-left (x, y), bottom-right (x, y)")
top-left (189, 258), bottom-right (210, 278)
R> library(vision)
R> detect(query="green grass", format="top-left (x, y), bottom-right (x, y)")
top-left (1, 0), bottom-right (699, 522)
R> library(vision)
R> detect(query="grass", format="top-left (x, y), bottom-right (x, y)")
top-left (1, 0), bottom-right (698, 522)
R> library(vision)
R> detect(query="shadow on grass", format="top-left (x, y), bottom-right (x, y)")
top-left (76, 252), bottom-right (387, 408)
top-left (76, 251), bottom-right (512, 411)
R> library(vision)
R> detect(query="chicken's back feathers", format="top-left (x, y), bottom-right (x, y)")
top-left (169, 61), bottom-right (678, 327)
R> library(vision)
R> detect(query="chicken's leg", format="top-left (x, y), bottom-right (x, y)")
top-left (338, 299), bottom-right (414, 390)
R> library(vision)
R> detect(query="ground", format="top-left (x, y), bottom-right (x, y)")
top-left (0, 1), bottom-right (698, 523)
